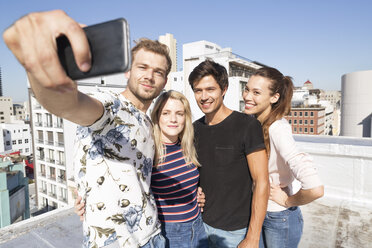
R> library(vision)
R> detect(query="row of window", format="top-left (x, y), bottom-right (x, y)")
top-left (289, 111), bottom-right (314, 117)
top-left (289, 119), bottom-right (314, 125)
top-left (294, 127), bottom-right (314, 133)
top-left (8, 139), bottom-right (29, 145)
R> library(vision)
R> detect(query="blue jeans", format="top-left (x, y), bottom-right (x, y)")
top-left (259, 207), bottom-right (303, 248)
top-left (203, 222), bottom-right (247, 248)
top-left (161, 214), bottom-right (209, 248)
top-left (142, 233), bottom-right (166, 248)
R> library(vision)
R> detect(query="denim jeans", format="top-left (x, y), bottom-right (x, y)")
top-left (103, 233), bottom-right (165, 248)
top-left (161, 213), bottom-right (209, 248)
top-left (203, 222), bottom-right (247, 248)
top-left (259, 207), bottom-right (303, 248)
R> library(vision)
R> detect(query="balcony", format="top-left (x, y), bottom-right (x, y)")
top-left (44, 122), bottom-right (53, 128)
top-left (56, 160), bottom-right (65, 166)
top-left (36, 155), bottom-right (45, 161)
top-left (48, 192), bottom-right (57, 199)
top-left (55, 141), bottom-right (64, 147)
top-left (36, 139), bottom-right (44, 144)
top-left (58, 195), bottom-right (68, 203)
top-left (38, 172), bottom-right (46, 178)
top-left (49, 174), bottom-right (56, 181)
top-left (45, 140), bottom-right (54, 146)
top-left (54, 122), bottom-right (63, 129)
top-left (39, 188), bottom-right (47, 194)
top-left (57, 175), bottom-right (66, 184)
top-left (35, 122), bottom-right (43, 127)
top-left (46, 158), bottom-right (55, 164)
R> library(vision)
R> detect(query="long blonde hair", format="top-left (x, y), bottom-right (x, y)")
top-left (151, 90), bottom-right (200, 167)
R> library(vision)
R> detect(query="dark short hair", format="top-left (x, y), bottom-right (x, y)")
top-left (188, 59), bottom-right (228, 90)
top-left (131, 38), bottom-right (172, 76)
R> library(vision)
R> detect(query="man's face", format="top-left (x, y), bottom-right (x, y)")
top-left (125, 49), bottom-right (168, 103)
top-left (192, 75), bottom-right (227, 115)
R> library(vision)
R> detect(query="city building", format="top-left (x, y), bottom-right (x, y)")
top-left (286, 106), bottom-right (325, 135)
top-left (159, 33), bottom-right (177, 73)
top-left (13, 101), bottom-right (30, 122)
top-left (0, 156), bottom-right (30, 228)
top-left (0, 97), bottom-right (13, 123)
top-left (181, 40), bottom-right (263, 120)
top-left (29, 74), bottom-right (126, 211)
top-left (341, 70), bottom-right (372, 138)
top-left (1, 122), bottom-right (32, 156)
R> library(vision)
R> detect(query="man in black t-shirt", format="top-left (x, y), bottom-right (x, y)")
top-left (189, 60), bottom-right (269, 248)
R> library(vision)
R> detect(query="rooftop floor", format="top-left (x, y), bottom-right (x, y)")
top-left (1, 196), bottom-right (371, 248)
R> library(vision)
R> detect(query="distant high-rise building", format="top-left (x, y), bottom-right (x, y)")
top-left (159, 33), bottom-right (177, 73)
top-left (0, 97), bottom-right (13, 123)
top-left (0, 66), bottom-right (3, 96)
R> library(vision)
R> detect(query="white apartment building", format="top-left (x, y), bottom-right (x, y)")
top-left (0, 97), bottom-right (13, 123)
top-left (1, 122), bottom-right (32, 156)
top-left (30, 74), bottom-right (126, 210)
top-left (180, 40), bottom-right (263, 120)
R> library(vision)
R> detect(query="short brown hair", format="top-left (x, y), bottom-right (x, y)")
top-left (188, 59), bottom-right (228, 91)
top-left (131, 38), bottom-right (172, 76)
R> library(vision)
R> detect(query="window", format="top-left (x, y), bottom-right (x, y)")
top-left (299, 128), bottom-right (302, 132)
top-left (310, 120), bottom-right (314, 125)
top-left (0, 112), bottom-right (3, 114)
top-left (310, 128), bottom-right (314, 133)
top-left (174, 77), bottom-right (177, 82)
top-left (305, 128), bottom-right (308, 133)
top-left (294, 127), bottom-right (297, 132)
top-left (18, 139), bottom-right (22, 144)
top-left (294, 112), bottom-right (297, 116)
top-left (6, 141), bottom-right (10, 146)
top-left (289, 120), bottom-right (292, 124)
top-left (299, 120), bottom-right (302, 124)
top-left (20, 149), bottom-right (23, 153)
top-left (25, 139), bottom-right (29, 143)
top-left (0, 117), bottom-right (4, 120)
top-left (294, 120), bottom-right (297, 124)
top-left (299, 112), bottom-right (303, 116)
top-left (12, 140), bottom-right (16, 145)
top-left (305, 120), bottom-right (308, 124)
top-left (26, 148), bottom-right (29, 153)
top-left (311, 112), bottom-right (314, 116)
top-left (305, 112), bottom-right (308, 116)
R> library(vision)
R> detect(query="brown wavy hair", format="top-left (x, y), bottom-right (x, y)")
top-left (253, 67), bottom-right (294, 155)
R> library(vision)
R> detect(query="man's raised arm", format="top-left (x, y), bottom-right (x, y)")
top-left (3, 10), bottom-right (103, 126)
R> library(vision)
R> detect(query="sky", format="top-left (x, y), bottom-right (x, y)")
top-left (0, 0), bottom-right (371, 102)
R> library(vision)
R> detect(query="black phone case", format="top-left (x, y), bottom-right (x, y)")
top-left (57, 18), bottom-right (130, 80)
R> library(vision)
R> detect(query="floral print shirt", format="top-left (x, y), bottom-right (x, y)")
top-left (74, 90), bottom-right (161, 248)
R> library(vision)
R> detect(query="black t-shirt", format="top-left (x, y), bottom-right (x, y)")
top-left (194, 111), bottom-right (265, 231)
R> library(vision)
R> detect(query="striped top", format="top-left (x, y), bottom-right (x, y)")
top-left (151, 141), bottom-right (200, 223)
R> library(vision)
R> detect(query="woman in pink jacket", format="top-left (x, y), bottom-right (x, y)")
top-left (242, 67), bottom-right (324, 248)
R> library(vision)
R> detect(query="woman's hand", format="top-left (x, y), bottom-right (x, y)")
top-left (197, 187), bottom-right (206, 212)
top-left (269, 184), bottom-right (289, 208)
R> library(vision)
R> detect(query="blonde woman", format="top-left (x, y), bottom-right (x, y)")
top-left (150, 90), bottom-right (208, 248)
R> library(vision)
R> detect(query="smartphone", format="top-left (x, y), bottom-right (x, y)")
top-left (57, 18), bottom-right (131, 80)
